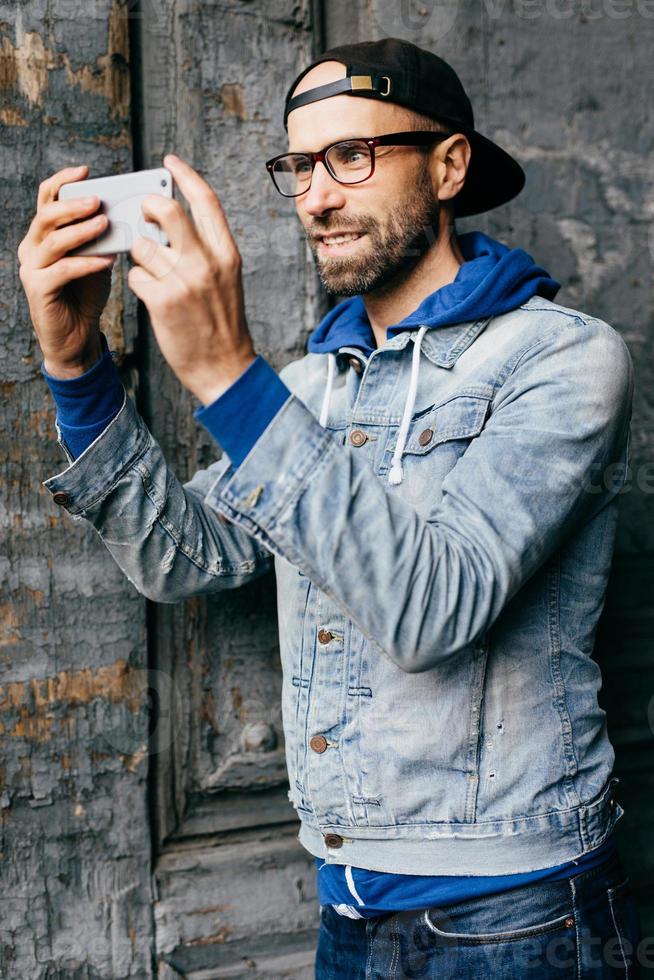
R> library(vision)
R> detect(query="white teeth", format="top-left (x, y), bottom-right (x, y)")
top-left (323, 233), bottom-right (361, 245)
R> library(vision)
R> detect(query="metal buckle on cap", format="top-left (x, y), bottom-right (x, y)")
top-left (350, 75), bottom-right (373, 91)
top-left (349, 75), bottom-right (392, 97)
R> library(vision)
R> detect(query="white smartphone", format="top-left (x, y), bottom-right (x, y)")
top-left (57, 166), bottom-right (173, 256)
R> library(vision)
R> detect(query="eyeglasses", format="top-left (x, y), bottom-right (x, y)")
top-left (265, 130), bottom-right (453, 198)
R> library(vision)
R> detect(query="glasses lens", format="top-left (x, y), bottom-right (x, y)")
top-left (271, 154), bottom-right (313, 197)
top-left (326, 140), bottom-right (372, 183)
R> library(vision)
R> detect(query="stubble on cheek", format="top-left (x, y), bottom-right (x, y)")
top-left (308, 162), bottom-right (441, 298)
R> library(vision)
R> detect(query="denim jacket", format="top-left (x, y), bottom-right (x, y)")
top-left (41, 294), bottom-right (633, 876)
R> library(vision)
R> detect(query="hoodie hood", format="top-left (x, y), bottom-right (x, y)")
top-left (308, 231), bottom-right (560, 357)
top-left (307, 231), bottom-right (560, 485)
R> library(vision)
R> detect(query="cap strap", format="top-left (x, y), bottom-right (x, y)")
top-left (285, 74), bottom-right (392, 122)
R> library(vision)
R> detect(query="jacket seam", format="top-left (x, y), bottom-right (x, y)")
top-left (337, 611), bottom-right (357, 827)
top-left (294, 578), bottom-right (312, 810)
top-left (303, 590), bottom-right (322, 823)
top-left (493, 314), bottom-right (589, 401)
top-left (463, 641), bottom-right (489, 822)
top-left (309, 776), bottom-right (616, 831)
top-left (547, 555), bottom-right (581, 806)
top-left (339, 616), bottom-right (361, 827)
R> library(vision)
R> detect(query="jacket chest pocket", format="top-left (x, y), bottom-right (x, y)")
top-left (383, 390), bottom-right (493, 511)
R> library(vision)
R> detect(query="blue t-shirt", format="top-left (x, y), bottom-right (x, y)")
top-left (315, 833), bottom-right (617, 918)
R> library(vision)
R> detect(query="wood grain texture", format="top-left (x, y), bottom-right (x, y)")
top-left (1, 0), bottom-right (153, 976)
top-left (130, 0), bottom-right (325, 974)
top-left (154, 829), bottom-right (318, 976)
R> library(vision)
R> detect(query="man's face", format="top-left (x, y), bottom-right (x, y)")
top-left (286, 62), bottom-right (444, 297)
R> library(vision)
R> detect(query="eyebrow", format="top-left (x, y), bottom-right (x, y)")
top-left (286, 134), bottom-right (372, 154)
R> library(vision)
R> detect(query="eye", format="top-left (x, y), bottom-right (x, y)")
top-left (330, 141), bottom-right (371, 171)
top-left (334, 143), bottom-right (364, 163)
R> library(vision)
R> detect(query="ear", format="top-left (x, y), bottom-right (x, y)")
top-left (434, 134), bottom-right (471, 205)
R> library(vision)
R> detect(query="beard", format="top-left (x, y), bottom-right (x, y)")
top-left (306, 160), bottom-right (442, 298)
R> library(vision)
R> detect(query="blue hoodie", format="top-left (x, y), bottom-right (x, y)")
top-left (41, 230), bottom-right (560, 468)
top-left (307, 230), bottom-right (559, 358)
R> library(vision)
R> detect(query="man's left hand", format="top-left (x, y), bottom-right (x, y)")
top-left (127, 153), bottom-right (257, 406)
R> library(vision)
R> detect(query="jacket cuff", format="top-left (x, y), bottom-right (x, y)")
top-left (200, 393), bottom-right (336, 543)
top-left (193, 354), bottom-right (292, 467)
top-left (41, 387), bottom-right (149, 515)
top-left (40, 332), bottom-right (125, 460)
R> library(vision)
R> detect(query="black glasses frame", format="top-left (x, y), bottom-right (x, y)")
top-left (265, 130), bottom-right (454, 198)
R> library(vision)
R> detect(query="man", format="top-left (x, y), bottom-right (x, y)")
top-left (20, 36), bottom-right (642, 979)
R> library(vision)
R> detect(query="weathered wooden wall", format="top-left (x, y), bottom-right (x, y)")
top-left (130, 1), bottom-right (324, 976)
top-left (1, 1), bottom-right (153, 977)
top-left (2, 0), bottom-right (653, 977)
top-left (4, 0), bottom-right (325, 976)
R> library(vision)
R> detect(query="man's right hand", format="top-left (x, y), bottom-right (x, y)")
top-left (17, 164), bottom-right (117, 379)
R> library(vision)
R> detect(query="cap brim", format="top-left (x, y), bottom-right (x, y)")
top-left (448, 128), bottom-right (525, 218)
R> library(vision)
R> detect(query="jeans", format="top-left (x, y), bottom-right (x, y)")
top-left (315, 849), bottom-right (644, 979)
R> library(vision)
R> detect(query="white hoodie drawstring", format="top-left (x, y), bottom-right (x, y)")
top-left (388, 326), bottom-right (428, 486)
top-left (319, 352), bottom-right (337, 427)
top-left (318, 327), bottom-right (428, 487)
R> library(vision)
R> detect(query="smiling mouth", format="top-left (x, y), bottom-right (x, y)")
top-left (319, 232), bottom-right (366, 249)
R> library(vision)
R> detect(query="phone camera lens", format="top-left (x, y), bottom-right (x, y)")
top-left (161, 179), bottom-right (167, 187)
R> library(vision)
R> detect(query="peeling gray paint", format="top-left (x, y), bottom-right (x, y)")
top-left (2, 0), bottom-right (150, 975)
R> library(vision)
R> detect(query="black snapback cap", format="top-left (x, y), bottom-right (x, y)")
top-left (283, 38), bottom-right (525, 218)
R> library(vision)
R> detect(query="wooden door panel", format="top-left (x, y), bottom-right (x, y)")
top-left (133, 0), bottom-right (324, 973)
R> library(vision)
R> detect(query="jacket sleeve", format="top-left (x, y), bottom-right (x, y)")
top-left (196, 317), bottom-right (634, 672)
top-left (41, 385), bottom-right (275, 602)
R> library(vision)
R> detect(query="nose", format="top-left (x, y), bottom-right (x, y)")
top-left (300, 160), bottom-right (347, 217)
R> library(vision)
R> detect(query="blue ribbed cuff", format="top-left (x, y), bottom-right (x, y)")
top-left (41, 332), bottom-right (125, 460)
top-left (193, 354), bottom-right (292, 467)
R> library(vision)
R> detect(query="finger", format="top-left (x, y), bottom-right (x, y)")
top-left (137, 194), bottom-right (201, 263)
top-left (20, 196), bottom-right (101, 262)
top-left (126, 263), bottom-right (159, 305)
top-left (162, 154), bottom-right (240, 263)
top-left (37, 164), bottom-right (89, 211)
top-left (40, 195), bottom-right (103, 235)
top-left (33, 212), bottom-right (109, 269)
top-left (130, 236), bottom-right (181, 283)
top-left (32, 254), bottom-right (115, 292)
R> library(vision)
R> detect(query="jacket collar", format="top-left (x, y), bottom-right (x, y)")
top-left (335, 316), bottom-right (493, 371)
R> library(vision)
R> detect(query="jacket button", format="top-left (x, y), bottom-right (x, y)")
top-left (348, 357), bottom-right (362, 374)
top-left (349, 429), bottom-right (367, 447)
top-left (418, 427), bottom-right (434, 446)
top-left (324, 833), bottom-right (344, 849)
top-left (565, 917), bottom-right (574, 928)
top-left (310, 734), bottom-right (328, 753)
top-left (318, 629), bottom-right (333, 644)
top-left (52, 491), bottom-right (70, 506)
